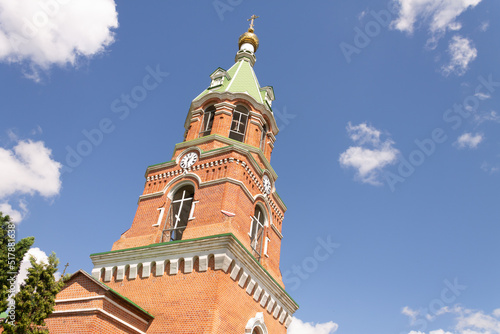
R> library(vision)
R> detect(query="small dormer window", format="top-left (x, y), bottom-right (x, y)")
top-left (262, 86), bottom-right (275, 108)
top-left (265, 94), bottom-right (272, 107)
top-left (208, 68), bottom-right (230, 89)
top-left (210, 77), bottom-right (224, 88)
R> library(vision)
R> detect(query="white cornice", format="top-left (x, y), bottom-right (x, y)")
top-left (270, 223), bottom-right (283, 240)
top-left (90, 235), bottom-right (298, 326)
top-left (214, 101), bottom-right (236, 109)
top-left (144, 140), bottom-right (287, 216)
top-left (214, 110), bottom-right (232, 116)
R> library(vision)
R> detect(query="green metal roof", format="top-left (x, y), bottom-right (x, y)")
top-left (194, 60), bottom-right (269, 108)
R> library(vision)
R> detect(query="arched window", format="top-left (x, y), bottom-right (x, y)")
top-left (229, 105), bottom-right (249, 142)
top-left (245, 313), bottom-right (268, 334)
top-left (260, 124), bottom-right (267, 150)
top-left (165, 185), bottom-right (195, 241)
top-left (249, 206), bottom-right (265, 261)
top-left (200, 106), bottom-right (215, 137)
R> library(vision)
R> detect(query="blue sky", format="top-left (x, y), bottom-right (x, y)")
top-left (0, 1), bottom-right (499, 333)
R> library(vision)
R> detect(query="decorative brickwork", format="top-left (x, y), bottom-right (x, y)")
top-left (47, 25), bottom-right (298, 333)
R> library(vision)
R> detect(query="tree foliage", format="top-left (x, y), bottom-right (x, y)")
top-left (0, 213), bottom-right (34, 313)
top-left (0, 212), bottom-right (65, 333)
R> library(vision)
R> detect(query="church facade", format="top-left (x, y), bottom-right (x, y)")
top-left (46, 19), bottom-right (299, 334)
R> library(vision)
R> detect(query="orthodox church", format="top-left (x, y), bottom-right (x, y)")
top-left (46, 17), bottom-right (299, 333)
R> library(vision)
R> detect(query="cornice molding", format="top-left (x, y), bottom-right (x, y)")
top-left (90, 234), bottom-right (298, 327)
top-left (143, 140), bottom-right (287, 217)
top-left (214, 110), bottom-right (232, 116)
top-left (270, 223), bottom-right (283, 240)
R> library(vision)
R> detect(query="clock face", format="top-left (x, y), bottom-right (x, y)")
top-left (180, 152), bottom-right (198, 169)
top-left (262, 175), bottom-right (272, 195)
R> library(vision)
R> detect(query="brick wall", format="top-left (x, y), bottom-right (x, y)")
top-left (100, 256), bottom-right (288, 333)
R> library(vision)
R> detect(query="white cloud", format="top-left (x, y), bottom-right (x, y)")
top-left (358, 9), bottom-right (368, 21)
top-left (455, 132), bottom-right (483, 149)
top-left (0, 140), bottom-right (62, 198)
top-left (475, 92), bottom-right (491, 100)
top-left (455, 309), bottom-right (500, 333)
top-left (15, 247), bottom-right (61, 293)
top-left (442, 36), bottom-right (477, 76)
top-left (287, 317), bottom-right (338, 334)
top-left (402, 305), bottom-right (500, 334)
top-left (403, 306), bottom-right (420, 325)
top-left (0, 0), bottom-right (118, 81)
top-left (429, 330), bottom-right (453, 334)
top-left (479, 21), bottom-right (489, 32)
top-left (474, 111), bottom-right (500, 125)
top-left (481, 162), bottom-right (499, 174)
top-left (339, 123), bottom-right (399, 185)
top-left (346, 122), bottom-right (382, 146)
top-left (16, 247), bottom-right (49, 292)
top-left (0, 139), bottom-right (62, 223)
top-left (391, 0), bottom-right (482, 35)
top-left (0, 201), bottom-right (28, 223)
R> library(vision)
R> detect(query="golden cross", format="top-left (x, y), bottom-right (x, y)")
top-left (248, 15), bottom-right (259, 30)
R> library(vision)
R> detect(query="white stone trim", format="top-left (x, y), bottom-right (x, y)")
top-left (230, 264), bottom-right (241, 280)
top-left (245, 312), bottom-right (268, 334)
top-left (189, 201), bottom-right (198, 220)
top-left (90, 235), bottom-right (299, 320)
top-left (52, 308), bottom-right (147, 334)
top-left (213, 101), bottom-right (235, 108)
top-left (153, 207), bottom-right (165, 227)
top-left (270, 223), bottom-right (283, 239)
top-left (279, 310), bottom-right (287, 324)
top-left (263, 237), bottom-right (270, 257)
top-left (250, 120), bottom-right (264, 132)
top-left (56, 295), bottom-right (149, 325)
top-left (214, 109), bottom-right (232, 116)
top-left (56, 295), bottom-right (105, 303)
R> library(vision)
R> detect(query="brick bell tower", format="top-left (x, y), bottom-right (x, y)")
top-left (86, 17), bottom-right (298, 333)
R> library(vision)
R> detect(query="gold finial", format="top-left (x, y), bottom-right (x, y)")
top-left (247, 15), bottom-right (259, 32)
top-left (238, 15), bottom-right (260, 52)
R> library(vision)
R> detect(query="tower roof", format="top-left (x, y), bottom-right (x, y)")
top-left (193, 59), bottom-right (273, 111)
top-left (193, 15), bottom-right (275, 112)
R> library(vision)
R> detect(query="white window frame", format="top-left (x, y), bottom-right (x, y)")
top-left (153, 207), bottom-right (165, 227)
top-left (263, 237), bottom-right (270, 257)
top-left (189, 201), bottom-right (198, 220)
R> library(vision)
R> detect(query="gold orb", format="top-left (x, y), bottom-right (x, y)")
top-left (238, 29), bottom-right (259, 52)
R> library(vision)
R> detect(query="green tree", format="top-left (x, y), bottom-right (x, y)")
top-left (0, 212), bottom-right (65, 333)
top-left (0, 213), bottom-right (34, 313)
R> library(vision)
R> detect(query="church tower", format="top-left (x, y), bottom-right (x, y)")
top-left (49, 18), bottom-right (298, 334)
